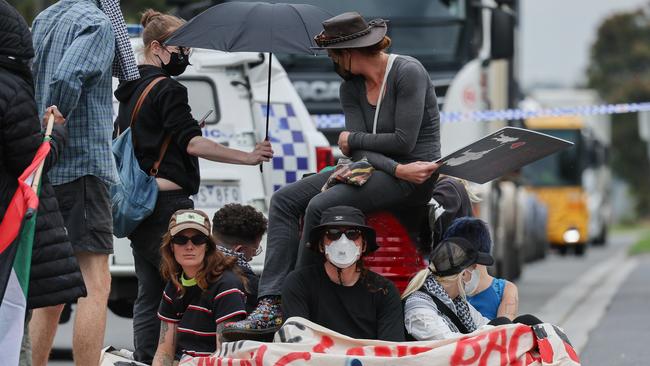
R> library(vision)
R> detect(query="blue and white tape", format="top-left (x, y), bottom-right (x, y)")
top-left (313, 102), bottom-right (650, 130)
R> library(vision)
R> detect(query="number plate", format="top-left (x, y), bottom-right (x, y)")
top-left (192, 182), bottom-right (241, 209)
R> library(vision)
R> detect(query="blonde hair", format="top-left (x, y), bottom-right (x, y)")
top-left (140, 9), bottom-right (185, 56)
top-left (459, 179), bottom-right (482, 203)
top-left (401, 266), bottom-right (467, 300)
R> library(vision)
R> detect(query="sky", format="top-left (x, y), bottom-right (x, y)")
top-left (520, 0), bottom-right (649, 91)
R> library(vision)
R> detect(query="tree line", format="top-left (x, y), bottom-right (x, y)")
top-left (588, 4), bottom-right (650, 217)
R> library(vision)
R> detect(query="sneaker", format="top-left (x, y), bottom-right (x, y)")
top-left (221, 296), bottom-right (283, 341)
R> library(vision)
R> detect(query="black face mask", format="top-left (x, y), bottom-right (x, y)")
top-left (332, 54), bottom-right (354, 81)
top-left (158, 47), bottom-right (190, 76)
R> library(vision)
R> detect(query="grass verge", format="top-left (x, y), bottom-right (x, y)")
top-left (629, 231), bottom-right (650, 255)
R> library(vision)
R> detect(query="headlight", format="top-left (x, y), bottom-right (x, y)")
top-left (563, 229), bottom-right (581, 244)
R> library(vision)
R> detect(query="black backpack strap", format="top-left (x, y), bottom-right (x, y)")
top-left (427, 292), bottom-right (471, 334)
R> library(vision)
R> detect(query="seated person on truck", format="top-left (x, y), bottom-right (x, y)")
top-left (224, 10), bottom-right (441, 337)
top-left (444, 217), bottom-right (519, 320)
top-left (280, 206), bottom-right (405, 341)
top-left (402, 236), bottom-right (541, 341)
top-left (153, 209), bottom-right (247, 364)
top-left (212, 203), bottom-right (268, 313)
top-left (402, 237), bottom-right (492, 340)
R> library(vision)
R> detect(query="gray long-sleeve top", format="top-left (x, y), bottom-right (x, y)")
top-left (341, 55), bottom-right (441, 176)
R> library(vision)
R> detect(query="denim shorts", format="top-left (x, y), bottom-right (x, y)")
top-left (54, 175), bottom-right (113, 254)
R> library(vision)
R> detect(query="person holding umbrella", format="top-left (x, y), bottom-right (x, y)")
top-left (112, 9), bottom-right (273, 363)
top-left (225, 11), bottom-right (441, 338)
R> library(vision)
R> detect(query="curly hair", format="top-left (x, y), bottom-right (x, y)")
top-left (160, 232), bottom-right (246, 296)
top-left (212, 204), bottom-right (268, 246)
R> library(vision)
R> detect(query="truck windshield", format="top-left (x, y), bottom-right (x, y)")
top-left (264, 0), bottom-right (467, 70)
top-left (523, 130), bottom-right (583, 187)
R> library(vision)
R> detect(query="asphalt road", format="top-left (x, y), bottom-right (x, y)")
top-left (49, 231), bottom-right (640, 365)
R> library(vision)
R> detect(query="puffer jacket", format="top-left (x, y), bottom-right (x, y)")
top-left (0, 0), bottom-right (86, 308)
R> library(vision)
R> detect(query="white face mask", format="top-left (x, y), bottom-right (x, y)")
top-left (324, 235), bottom-right (361, 269)
top-left (463, 268), bottom-right (480, 295)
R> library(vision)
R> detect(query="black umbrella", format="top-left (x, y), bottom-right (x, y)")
top-left (165, 1), bottom-right (332, 144)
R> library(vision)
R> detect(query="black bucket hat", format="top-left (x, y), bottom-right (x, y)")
top-left (308, 206), bottom-right (378, 253)
top-left (429, 237), bottom-right (494, 277)
top-left (313, 12), bottom-right (388, 50)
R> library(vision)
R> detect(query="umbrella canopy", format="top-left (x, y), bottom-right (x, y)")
top-left (165, 2), bottom-right (332, 54)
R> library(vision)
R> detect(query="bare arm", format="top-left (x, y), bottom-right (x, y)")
top-left (152, 321), bottom-right (177, 366)
top-left (186, 136), bottom-right (273, 165)
top-left (497, 281), bottom-right (519, 320)
top-left (216, 322), bottom-right (224, 350)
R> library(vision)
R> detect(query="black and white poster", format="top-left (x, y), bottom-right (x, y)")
top-left (437, 127), bottom-right (573, 184)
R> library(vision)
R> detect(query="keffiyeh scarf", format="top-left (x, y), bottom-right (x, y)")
top-left (98, 0), bottom-right (139, 81)
top-left (422, 274), bottom-right (477, 333)
top-left (216, 245), bottom-right (253, 273)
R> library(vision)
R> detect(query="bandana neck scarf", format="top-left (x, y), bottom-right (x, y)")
top-left (98, 0), bottom-right (140, 81)
top-left (422, 274), bottom-right (477, 333)
top-left (216, 245), bottom-right (253, 273)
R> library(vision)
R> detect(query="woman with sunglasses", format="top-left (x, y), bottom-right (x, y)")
top-left (153, 209), bottom-right (247, 365)
top-left (278, 206), bottom-right (404, 341)
top-left (113, 9), bottom-right (273, 363)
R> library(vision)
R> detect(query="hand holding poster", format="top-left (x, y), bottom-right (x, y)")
top-left (436, 127), bottom-right (573, 184)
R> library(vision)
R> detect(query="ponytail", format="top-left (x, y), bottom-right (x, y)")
top-left (402, 266), bottom-right (467, 300)
top-left (401, 268), bottom-right (430, 299)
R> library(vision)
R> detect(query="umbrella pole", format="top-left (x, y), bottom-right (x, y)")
top-left (265, 52), bottom-right (272, 141)
top-left (261, 52), bottom-right (273, 173)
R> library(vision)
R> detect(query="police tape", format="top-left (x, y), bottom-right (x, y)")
top-left (441, 102), bottom-right (650, 124)
top-left (313, 102), bottom-right (650, 129)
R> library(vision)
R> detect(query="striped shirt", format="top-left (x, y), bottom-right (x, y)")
top-left (158, 270), bottom-right (247, 358)
top-left (31, 0), bottom-right (118, 185)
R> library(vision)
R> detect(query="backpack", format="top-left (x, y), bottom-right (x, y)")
top-left (111, 77), bottom-right (170, 238)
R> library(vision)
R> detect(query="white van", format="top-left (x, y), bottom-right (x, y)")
top-left (107, 39), bottom-right (332, 317)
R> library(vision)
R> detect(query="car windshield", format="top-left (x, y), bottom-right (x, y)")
top-left (522, 130), bottom-right (583, 186)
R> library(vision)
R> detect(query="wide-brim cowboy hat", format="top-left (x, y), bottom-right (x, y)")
top-left (308, 205), bottom-right (378, 253)
top-left (313, 12), bottom-right (388, 50)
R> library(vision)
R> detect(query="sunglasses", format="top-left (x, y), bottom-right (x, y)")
top-left (324, 228), bottom-right (362, 241)
top-left (171, 234), bottom-right (209, 246)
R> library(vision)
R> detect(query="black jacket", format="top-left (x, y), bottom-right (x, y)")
top-left (114, 65), bottom-right (202, 194)
top-left (0, 0), bottom-right (86, 308)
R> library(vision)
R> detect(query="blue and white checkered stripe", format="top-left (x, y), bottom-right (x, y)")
top-left (313, 102), bottom-right (650, 129)
top-left (260, 103), bottom-right (312, 192)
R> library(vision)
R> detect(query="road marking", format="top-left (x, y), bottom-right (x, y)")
top-left (563, 257), bottom-right (637, 352)
top-left (534, 250), bottom-right (638, 353)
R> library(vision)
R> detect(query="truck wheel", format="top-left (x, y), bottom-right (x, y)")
top-left (592, 226), bottom-right (608, 246)
top-left (575, 244), bottom-right (586, 256)
top-left (558, 245), bottom-right (568, 256)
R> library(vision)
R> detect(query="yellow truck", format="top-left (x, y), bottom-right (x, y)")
top-left (523, 110), bottom-right (610, 256)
